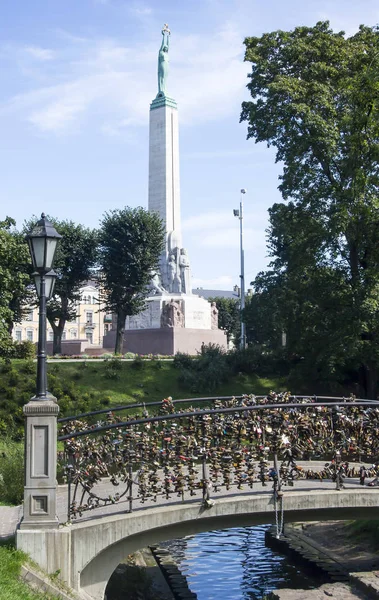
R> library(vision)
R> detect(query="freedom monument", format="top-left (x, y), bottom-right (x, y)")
top-left (108, 26), bottom-right (227, 354)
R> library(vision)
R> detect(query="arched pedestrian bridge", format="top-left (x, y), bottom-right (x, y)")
top-left (17, 394), bottom-right (379, 599)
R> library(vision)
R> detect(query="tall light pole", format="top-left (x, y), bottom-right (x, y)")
top-left (26, 213), bottom-right (61, 400)
top-left (234, 189), bottom-right (246, 350)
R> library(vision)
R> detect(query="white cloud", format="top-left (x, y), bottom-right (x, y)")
top-left (24, 46), bottom-right (55, 61)
top-left (130, 4), bottom-right (153, 17)
top-left (0, 22), bottom-right (248, 135)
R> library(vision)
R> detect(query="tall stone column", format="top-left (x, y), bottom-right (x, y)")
top-left (20, 400), bottom-right (59, 529)
top-left (148, 95), bottom-right (182, 289)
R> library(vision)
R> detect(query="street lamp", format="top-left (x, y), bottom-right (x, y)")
top-left (26, 213), bottom-right (61, 400)
top-left (233, 189), bottom-right (246, 350)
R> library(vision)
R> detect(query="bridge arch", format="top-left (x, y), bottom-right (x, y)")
top-left (76, 489), bottom-right (379, 599)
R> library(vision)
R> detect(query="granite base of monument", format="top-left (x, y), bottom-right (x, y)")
top-left (103, 327), bottom-right (227, 356)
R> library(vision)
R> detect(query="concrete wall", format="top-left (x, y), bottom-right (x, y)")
top-left (17, 488), bottom-right (379, 600)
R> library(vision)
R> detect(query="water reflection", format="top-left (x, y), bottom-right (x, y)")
top-left (163, 525), bottom-right (326, 599)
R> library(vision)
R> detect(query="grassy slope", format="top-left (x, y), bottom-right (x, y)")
top-left (0, 543), bottom-right (57, 600)
top-left (47, 361), bottom-right (285, 407)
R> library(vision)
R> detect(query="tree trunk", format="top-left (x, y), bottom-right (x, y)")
top-left (48, 316), bottom-right (66, 356)
top-left (115, 308), bottom-right (126, 355)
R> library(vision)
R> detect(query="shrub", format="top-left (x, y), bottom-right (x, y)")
top-left (151, 358), bottom-right (163, 370)
top-left (199, 343), bottom-right (226, 358)
top-left (8, 369), bottom-right (19, 387)
top-left (131, 355), bottom-right (144, 370)
top-left (21, 360), bottom-right (36, 375)
top-left (173, 352), bottom-right (193, 370)
top-left (13, 340), bottom-right (36, 360)
top-left (104, 356), bottom-right (123, 379)
top-left (0, 438), bottom-right (24, 505)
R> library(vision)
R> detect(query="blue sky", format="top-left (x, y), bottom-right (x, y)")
top-left (1, 0), bottom-right (379, 290)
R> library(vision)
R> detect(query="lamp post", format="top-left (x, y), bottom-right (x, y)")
top-left (19, 214), bottom-right (61, 531)
top-left (26, 214), bottom-right (61, 400)
top-left (233, 189), bottom-right (246, 350)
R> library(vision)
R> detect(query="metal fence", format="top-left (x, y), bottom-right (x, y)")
top-left (57, 393), bottom-right (379, 523)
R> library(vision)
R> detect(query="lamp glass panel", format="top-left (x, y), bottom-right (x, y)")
top-left (45, 238), bottom-right (58, 270)
top-left (33, 274), bottom-right (42, 298)
top-left (30, 238), bottom-right (46, 270)
top-left (45, 274), bottom-right (56, 300)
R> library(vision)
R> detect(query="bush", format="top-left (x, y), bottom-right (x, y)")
top-left (104, 356), bottom-right (123, 379)
top-left (199, 343), bottom-right (226, 358)
top-left (0, 438), bottom-right (24, 505)
top-left (176, 345), bottom-right (230, 393)
top-left (173, 352), bottom-right (193, 370)
top-left (131, 355), bottom-right (144, 370)
top-left (13, 340), bottom-right (36, 360)
top-left (21, 360), bottom-right (36, 375)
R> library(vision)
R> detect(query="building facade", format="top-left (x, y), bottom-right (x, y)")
top-left (12, 282), bottom-right (112, 351)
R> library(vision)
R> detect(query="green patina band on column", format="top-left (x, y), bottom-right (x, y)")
top-left (150, 95), bottom-right (177, 111)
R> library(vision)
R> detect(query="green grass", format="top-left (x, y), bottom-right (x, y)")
top-left (58, 362), bottom-right (284, 406)
top-left (0, 543), bottom-right (57, 599)
top-left (1, 359), bottom-right (285, 412)
top-left (0, 438), bottom-right (24, 505)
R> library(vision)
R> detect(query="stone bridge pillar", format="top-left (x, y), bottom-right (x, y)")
top-left (20, 399), bottom-right (59, 529)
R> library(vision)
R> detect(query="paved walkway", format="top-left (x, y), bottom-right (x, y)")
top-left (1, 461), bottom-right (378, 537)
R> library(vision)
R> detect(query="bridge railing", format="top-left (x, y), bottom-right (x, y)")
top-left (57, 393), bottom-right (379, 523)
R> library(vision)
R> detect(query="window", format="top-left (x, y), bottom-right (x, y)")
top-left (62, 331), bottom-right (66, 341)
top-left (82, 295), bottom-right (88, 304)
top-left (26, 310), bottom-right (34, 321)
top-left (26, 329), bottom-right (34, 342)
top-left (104, 324), bottom-right (109, 334)
top-left (70, 329), bottom-right (77, 339)
top-left (15, 330), bottom-right (22, 342)
top-left (49, 331), bottom-right (54, 341)
top-left (86, 312), bottom-right (93, 325)
top-left (86, 332), bottom-right (93, 344)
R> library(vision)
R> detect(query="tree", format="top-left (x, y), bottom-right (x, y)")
top-left (99, 207), bottom-right (165, 354)
top-left (241, 22), bottom-right (379, 397)
top-left (0, 217), bottom-right (31, 355)
top-left (208, 296), bottom-right (240, 345)
top-left (27, 219), bottom-right (99, 355)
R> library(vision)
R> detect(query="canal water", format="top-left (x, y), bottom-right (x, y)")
top-left (162, 525), bottom-right (327, 599)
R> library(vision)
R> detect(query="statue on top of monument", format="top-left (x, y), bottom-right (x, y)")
top-left (158, 24), bottom-right (170, 97)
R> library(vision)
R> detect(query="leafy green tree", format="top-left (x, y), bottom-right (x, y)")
top-left (208, 296), bottom-right (241, 345)
top-left (99, 207), bottom-right (165, 354)
top-left (241, 22), bottom-right (379, 397)
top-left (25, 218), bottom-right (99, 355)
top-left (0, 217), bottom-right (31, 355)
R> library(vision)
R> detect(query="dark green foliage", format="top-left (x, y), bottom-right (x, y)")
top-left (12, 341), bottom-right (36, 360)
top-left (173, 352), bottom-right (193, 370)
top-left (104, 356), bottom-right (124, 379)
top-left (208, 296), bottom-right (241, 344)
top-left (0, 218), bottom-right (32, 357)
top-left (24, 217), bottom-right (99, 356)
top-left (20, 360), bottom-right (35, 375)
top-left (177, 344), bottom-right (230, 393)
top-left (99, 207), bottom-right (165, 354)
top-left (131, 355), bottom-right (144, 370)
top-left (241, 22), bottom-right (379, 398)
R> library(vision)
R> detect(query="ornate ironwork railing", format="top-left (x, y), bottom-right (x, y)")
top-left (57, 393), bottom-right (379, 523)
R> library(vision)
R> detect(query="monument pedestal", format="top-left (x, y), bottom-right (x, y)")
top-left (104, 326), bottom-right (227, 356)
top-left (103, 293), bottom-right (227, 355)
